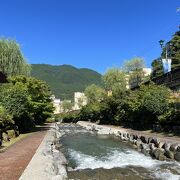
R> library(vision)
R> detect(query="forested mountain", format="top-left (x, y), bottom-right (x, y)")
top-left (31, 64), bottom-right (102, 100)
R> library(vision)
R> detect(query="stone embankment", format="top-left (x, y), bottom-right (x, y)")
top-left (77, 121), bottom-right (180, 162)
top-left (20, 123), bottom-right (68, 180)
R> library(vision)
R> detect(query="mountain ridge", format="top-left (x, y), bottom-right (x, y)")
top-left (31, 64), bottom-right (102, 100)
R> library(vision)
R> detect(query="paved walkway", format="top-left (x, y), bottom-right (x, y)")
top-left (0, 126), bottom-right (49, 180)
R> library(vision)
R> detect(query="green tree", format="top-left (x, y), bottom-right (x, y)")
top-left (0, 38), bottom-right (31, 77)
top-left (151, 58), bottom-right (163, 78)
top-left (84, 84), bottom-right (106, 103)
top-left (62, 100), bottom-right (72, 112)
top-left (166, 30), bottom-right (180, 69)
top-left (140, 84), bottom-right (170, 115)
top-left (9, 76), bottom-right (54, 124)
top-left (124, 57), bottom-right (145, 88)
top-left (126, 83), bottom-right (170, 127)
top-left (0, 83), bottom-right (33, 132)
top-left (102, 68), bottom-right (127, 92)
top-left (151, 30), bottom-right (180, 78)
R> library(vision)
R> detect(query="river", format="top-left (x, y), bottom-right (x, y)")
top-left (59, 124), bottom-right (180, 180)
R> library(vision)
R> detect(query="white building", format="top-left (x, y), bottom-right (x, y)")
top-left (51, 95), bottom-right (61, 114)
top-left (73, 92), bottom-right (87, 110)
top-left (143, 68), bottom-right (152, 76)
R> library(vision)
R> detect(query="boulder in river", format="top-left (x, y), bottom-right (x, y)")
top-left (170, 143), bottom-right (179, 152)
top-left (164, 150), bottom-right (174, 159)
top-left (174, 152), bottom-right (180, 162)
top-left (152, 148), bottom-right (165, 160)
top-left (162, 142), bottom-right (171, 151)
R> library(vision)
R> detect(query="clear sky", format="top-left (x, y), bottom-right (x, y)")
top-left (0, 0), bottom-right (179, 74)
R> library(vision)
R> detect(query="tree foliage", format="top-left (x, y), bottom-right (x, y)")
top-left (0, 38), bottom-right (31, 77)
top-left (85, 84), bottom-right (106, 103)
top-left (124, 57), bottom-right (145, 87)
top-left (0, 106), bottom-right (14, 131)
top-left (63, 81), bottom-right (176, 130)
top-left (0, 76), bottom-right (54, 132)
top-left (151, 30), bottom-right (180, 78)
top-left (9, 76), bottom-right (54, 124)
top-left (102, 68), bottom-right (127, 91)
top-left (62, 100), bottom-right (72, 112)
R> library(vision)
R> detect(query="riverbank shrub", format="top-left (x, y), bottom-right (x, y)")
top-left (0, 83), bottom-right (34, 132)
top-left (0, 76), bottom-right (54, 133)
top-left (9, 76), bottom-right (54, 125)
top-left (64, 82), bottom-right (178, 131)
top-left (0, 106), bottom-right (14, 131)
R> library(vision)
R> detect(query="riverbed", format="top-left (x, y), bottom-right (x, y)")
top-left (59, 124), bottom-right (180, 180)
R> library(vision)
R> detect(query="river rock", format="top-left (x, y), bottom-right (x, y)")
top-left (158, 141), bottom-right (165, 149)
top-left (162, 142), bottom-right (171, 151)
top-left (150, 138), bottom-right (159, 147)
top-left (140, 136), bottom-right (147, 143)
top-left (148, 137), bottom-right (153, 144)
top-left (141, 148), bottom-right (151, 156)
top-left (123, 133), bottom-right (127, 138)
top-left (130, 133), bottom-right (135, 140)
top-left (149, 143), bottom-right (155, 150)
top-left (177, 146), bottom-right (180, 152)
top-left (132, 144), bottom-right (137, 149)
top-left (55, 143), bottom-right (62, 151)
top-left (164, 150), bottom-right (174, 159)
top-left (174, 152), bottom-right (180, 162)
top-left (135, 139), bottom-right (141, 146)
top-left (170, 143), bottom-right (179, 152)
top-left (118, 131), bottom-right (122, 136)
top-left (133, 139), bottom-right (137, 145)
top-left (134, 134), bottom-right (138, 140)
top-left (141, 143), bottom-right (150, 155)
top-left (129, 135), bottom-right (134, 143)
top-left (141, 143), bottom-right (149, 150)
top-left (136, 140), bottom-right (143, 150)
top-left (152, 148), bottom-right (165, 160)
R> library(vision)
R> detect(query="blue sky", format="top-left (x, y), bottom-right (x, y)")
top-left (0, 0), bottom-right (179, 74)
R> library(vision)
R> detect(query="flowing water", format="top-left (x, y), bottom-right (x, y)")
top-left (59, 124), bottom-right (180, 180)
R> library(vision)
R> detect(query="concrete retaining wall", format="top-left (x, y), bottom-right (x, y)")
top-left (20, 124), bottom-right (68, 180)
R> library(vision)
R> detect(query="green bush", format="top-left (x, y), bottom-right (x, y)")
top-left (7, 130), bottom-right (16, 139)
top-left (76, 82), bottom-right (175, 130)
top-left (0, 106), bottom-right (14, 131)
top-left (0, 76), bottom-right (54, 132)
top-left (0, 83), bottom-right (34, 132)
top-left (10, 76), bottom-right (54, 125)
top-left (61, 111), bottom-right (80, 123)
top-left (45, 117), bottom-right (56, 123)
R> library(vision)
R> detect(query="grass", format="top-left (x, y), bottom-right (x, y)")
top-left (0, 132), bottom-right (33, 153)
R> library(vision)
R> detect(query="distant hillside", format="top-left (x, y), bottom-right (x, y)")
top-left (31, 64), bottom-right (102, 100)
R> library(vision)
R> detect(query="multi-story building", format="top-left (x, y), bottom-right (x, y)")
top-left (51, 95), bottom-right (61, 114)
top-left (73, 92), bottom-right (87, 110)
